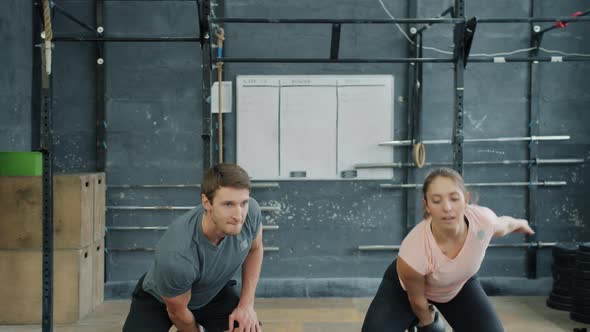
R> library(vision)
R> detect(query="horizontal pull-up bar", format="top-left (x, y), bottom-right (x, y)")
top-left (218, 57), bottom-right (454, 63)
top-left (216, 57), bottom-right (589, 63)
top-left (380, 135), bottom-right (570, 146)
top-left (211, 16), bottom-right (590, 24)
top-left (380, 181), bottom-right (567, 189)
top-left (478, 16), bottom-right (590, 23)
top-left (107, 182), bottom-right (279, 189)
top-left (107, 225), bottom-right (279, 231)
top-left (355, 158), bottom-right (585, 169)
top-left (108, 246), bottom-right (280, 252)
top-left (53, 36), bottom-right (201, 42)
top-left (358, 242), bottom-right (558, 251)
top-left (106, 205), bottom-right (281, 212)
top-left (211, 18), bottom-right (462, 24)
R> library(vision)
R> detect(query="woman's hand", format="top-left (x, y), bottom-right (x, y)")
top-left (494, 216), bottom-right (535, 237)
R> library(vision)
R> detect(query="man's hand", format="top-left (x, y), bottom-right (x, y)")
top-left (227, 304), bottom-right (261, 332)
top-left (175, 325), bottom-right (203, 332)
top-left (163, 290), bottom-right (199, 332)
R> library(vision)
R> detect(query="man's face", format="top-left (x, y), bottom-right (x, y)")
top-left (202, 186), bottom-right (250, 236)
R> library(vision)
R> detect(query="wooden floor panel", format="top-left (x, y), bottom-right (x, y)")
top-left (0, 297), bottom-right (587, 331)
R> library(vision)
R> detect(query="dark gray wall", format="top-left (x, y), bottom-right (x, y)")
top-left (1, 0), bottom-right (33, 151)
top-left (2, 0), bottom-right (589, 298)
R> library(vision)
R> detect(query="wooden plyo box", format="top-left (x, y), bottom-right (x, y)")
top-left (91, 238), bottom-right (105, 310)
top-left (0, 247), bottom-right (93, 324)
top-left (0, 174), bottom-right (93, 249)
top-left (93, 172), bottom-right (106, 243)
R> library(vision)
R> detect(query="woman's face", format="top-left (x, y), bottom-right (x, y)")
top-left (424, 176), bottom-right (469, 229)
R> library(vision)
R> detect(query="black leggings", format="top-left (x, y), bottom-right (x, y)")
top-left (123, 276), bottom-right (240, 332)
top-left (362, 260), bottom-right (504, 332)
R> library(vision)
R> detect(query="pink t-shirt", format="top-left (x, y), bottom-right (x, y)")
top-left (398, 204), bottom-right (498, 303)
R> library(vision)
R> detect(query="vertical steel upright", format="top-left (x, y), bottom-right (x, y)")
top-left (452, 0), bottom-right (465, 175)
top-left (95, 0), bottom-right (108, 287)
top-left (96, 0), bottom-right (106, 172)
top-left (40, 66), bottom-right (54, 332)
top-left (32, 2), bottom-right (41, 151)
top-left (526, 1), bottom-right (540, 279)
top-left (35, 1), bottom-right (55, 328)
top-left (199, 0), bottom-right (213, 169)
top-left (215, 0), bottom-right (226, 164)
top-left (404, 0), bottom-right (419, 235)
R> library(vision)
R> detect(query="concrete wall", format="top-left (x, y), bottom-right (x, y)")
top-left (2, 0), bottom-right (589, 298)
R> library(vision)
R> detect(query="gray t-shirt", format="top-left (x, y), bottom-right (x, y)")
top-left (142, 198), bottom-right (262, 309)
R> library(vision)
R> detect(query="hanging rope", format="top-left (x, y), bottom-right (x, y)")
top-left (215, 28), bottom-right (225, 163)
top-left (42, 0), bottom-right (53, 75)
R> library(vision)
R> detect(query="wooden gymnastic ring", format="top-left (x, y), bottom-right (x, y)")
top-left (413, 143), bottom-right (426, 168)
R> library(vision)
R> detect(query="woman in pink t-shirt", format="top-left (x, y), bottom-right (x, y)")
top-left (362, 168), bottom-right (534, 332)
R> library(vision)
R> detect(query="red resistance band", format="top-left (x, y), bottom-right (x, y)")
top-left (554, 11), bottom-right (583, 28)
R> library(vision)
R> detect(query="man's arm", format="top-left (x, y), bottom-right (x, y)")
top-left (240, 227), bottom-right (263, 306)
top-left (162, 290), bottom-right (200, 332)
top-left (228, 227), bottom-right (264, 331)
top-left (493, 216), bottom-right (535, 237)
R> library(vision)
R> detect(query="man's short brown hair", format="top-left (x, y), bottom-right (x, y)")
top-left (201, 163), bottom-right (251, 202)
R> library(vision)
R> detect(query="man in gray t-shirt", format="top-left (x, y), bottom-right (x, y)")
top-left (123, 164), bottom-right (264, 332)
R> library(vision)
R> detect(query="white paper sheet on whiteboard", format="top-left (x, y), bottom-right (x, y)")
top-left (237, 75), bottom-right (394, 180)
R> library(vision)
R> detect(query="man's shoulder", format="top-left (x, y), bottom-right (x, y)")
top-left (248, 197), bottom-right (261, 214)
top-left (243, 197), bottom-right (262, 236)
top-left (168, 205), bottom-right (204, 230)
top-left (158, 206), bottom-right (203, 252)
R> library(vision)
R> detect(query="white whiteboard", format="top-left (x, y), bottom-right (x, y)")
top-left (236, 77), bottom-right (280, 178)
top-left (236, 75), bottom-right (394, 180)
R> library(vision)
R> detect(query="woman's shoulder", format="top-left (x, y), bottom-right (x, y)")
top-left (466, 204), bottom-right (498, 230)
top-left (467, 204), bottom-right (496, 219)
top-left (402, 219), bottom-right (429, 244)
top-left (399, 219), bottom-right (432, 275)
